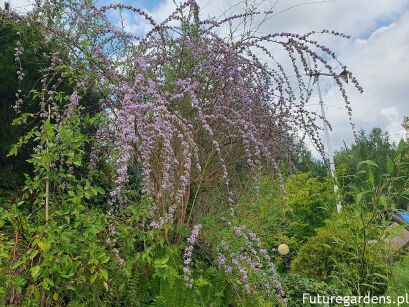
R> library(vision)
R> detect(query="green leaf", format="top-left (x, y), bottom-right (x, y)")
top-left (100, 255), bottom-right (110, 264)
top-left (100, 269), bottom-right (108, 281)
top-left (42, 277), bottom-right (55, 290)
top-left (386, 155), bottom-right (394, 174)
top-left (368, 169), bottom-right (375, 185)
top-left (397, 139), bottom-right (405, 155)
top-left (379, 195), bottom-right (388, 209)
top-left (28, 249), bottom-right (39, 260)
top-left (195, 277), bottom-right (210, 287)
top-left (12, 113), bottom-right (34, 126)
top-left (30, 265), bottom-right (41, 279)
top-left (7, 144), bottom-right (19, 157)
top-left (90, 273), bottom-right (97, 284)
top-left (154, 256), bottom-right (169, 267)
top-left (95, 187), bottom-right (105, 195)
top-left (356, 191), bottom-right (369, 204)
top-left (357, 160), bottom-right (379, 170)
top-left (38, 241), bottom-right (50, 253)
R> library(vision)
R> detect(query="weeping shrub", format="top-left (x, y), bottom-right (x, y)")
top-left (1, 0), bottom-right (365, 305)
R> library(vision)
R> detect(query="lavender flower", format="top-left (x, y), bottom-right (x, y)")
top-left (183, 224), bottom-right (202, 287)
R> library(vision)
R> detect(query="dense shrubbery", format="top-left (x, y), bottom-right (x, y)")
top-left (385, 253), bottom-right (409, 299)
top-left (291, 211), bottom-right (389, 295)
top-left (234, 173), bottom-right (335, 252)
top-left (280, 274), bottom-right (342, 306)
top-left (292, 144), bottom-right (409, 296)
top-left (1, 0), bottom-right (409, 306)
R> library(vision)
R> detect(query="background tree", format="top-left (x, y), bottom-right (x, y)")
top-left (0, 15), bottom-right (47, 190)
top-left (0, 13), bottom-right (105, 194)
top-left (335, 128), bottom-right (395, 175)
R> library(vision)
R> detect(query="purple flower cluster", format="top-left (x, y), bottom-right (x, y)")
top-left (64, 91), bottom-right (80, 118)
top-left (216, 226), bottom-right (288, 305)
top-left (13, 35), bottom-right (24, 112)
top-left (183, 224), bottom-right (202, 287)
top-left (88, 127), bottom-right (108, 170)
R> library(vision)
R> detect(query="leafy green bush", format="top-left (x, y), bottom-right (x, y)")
top-left (0, 100), bottom-right (120, 305)
top-left (385, 253), bottom-right (409, 298)
top-left (235, 176), bottom-right (289, 248)
top-left (235, 173), bottom-right (336, 251)
top-left (284, 173), bottom-right (336, 249)
top-left (0, 205), bottom-right (115, 305)
top-left (291, 210), bottom-right (389, 295)
top-left (335, 130), bottom-right (409, 209)
top-left (280, 273), bottom-right (342, 306)
top-left (292, 154), bottom-right (409, 296)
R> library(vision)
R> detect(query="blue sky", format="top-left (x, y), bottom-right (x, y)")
top-left (97, 0), bottom-right (164, 11)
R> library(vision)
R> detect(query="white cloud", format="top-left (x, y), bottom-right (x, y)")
top-left (1, 0), bottom-right (32, 12)
top-left (322, 10), bottom-right (409, 151)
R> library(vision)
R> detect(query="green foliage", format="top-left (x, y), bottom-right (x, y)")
top-left (284, 173), bottom-right (336, 249)
top-left (0, 15), bottom-right (102, 192)
top-left (0, 102), bottom-right (274, 305)
top-left (335, 128), bottom-right (396, 177)
top-left (385, 253), bottom-right (409, 297)
top-left (0, 205), bottom-right (114, 305)
top-left (335, 128), bottom-right (409, 209)
top-left (290, 152), bottom-right (409, 296)
top-left (200, 215), bottom-right (283, 305)
top-left (291, 153), bottom-right (409, 296)
top-left (1, 99), bottom-right (116, 305)
top-left (291, 143), bottom-right (327, 178)
top-left (280, 273), bottom-right (342, 306)
top-left (291, 209), bottom-right (389, 295)
top-left (149, 266), bottom-right (232, 307)
top-left (0, 16), bottom-right (50, 189)
top-left (235, 173), bottom-right (336, 251)
top-left (235, 176), bottom-right (289, 248)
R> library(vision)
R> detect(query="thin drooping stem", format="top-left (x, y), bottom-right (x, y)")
top-left (45, 104), bottom-right (50, 225)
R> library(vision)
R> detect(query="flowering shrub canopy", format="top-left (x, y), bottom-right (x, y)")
top-left (3, 0), bottom-right (363, 304)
